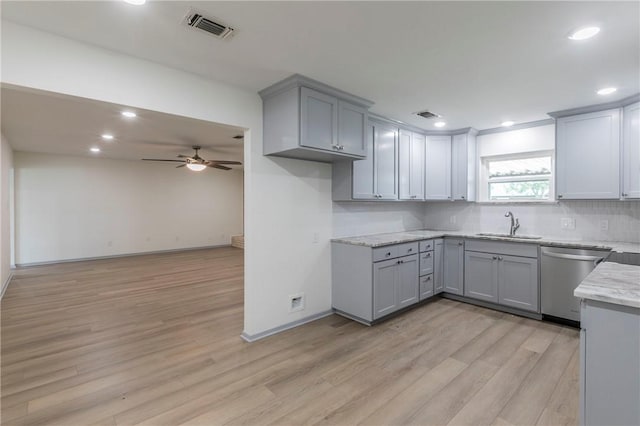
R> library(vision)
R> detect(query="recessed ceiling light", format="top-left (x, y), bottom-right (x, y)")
top-left (501, 121), bottom-right (515, 127)
top-left (123, 0), bottom-right (146, 5)
top-left (434, 121), bottom-right (446, 128)
top-left (90, 147), bottom-right (101, 153)
top-left (101, 134), bottom-right (114, 141)
top-left (568, 26), bottom-right (600, 41)
top-left (597, 87), bottom-right (617, 95)
top-left (121, 111), bottom-right (137, 118)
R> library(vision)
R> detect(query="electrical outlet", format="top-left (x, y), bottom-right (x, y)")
top-left (289, 293), bottom-right (305, 313)
top-left (599, 219), bottom-right (609, 231)
top-left (561, 218), bottom-right (576, 230)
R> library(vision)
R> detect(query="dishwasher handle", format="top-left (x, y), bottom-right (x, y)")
top-left (542, 251), bottom-right (605, 267)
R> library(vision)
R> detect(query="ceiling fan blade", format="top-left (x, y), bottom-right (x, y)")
top-left (142, 159), bottom-right (186, 163)
top-left (209, 164), bottom-right (232, 171)
top-left (176, 164), bottom-right (186, 168)
top-left (207, 160), bottom-right (242, 165)
top-left (177, 154), bottom-right (194, 159)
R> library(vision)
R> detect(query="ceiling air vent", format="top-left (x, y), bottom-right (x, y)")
top-left (415, 110), bottom-right (441, 119)
top-left (185, 12), bottom-right (234, 39)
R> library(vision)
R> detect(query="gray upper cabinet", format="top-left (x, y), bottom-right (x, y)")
top-left (498, 255), bottom-right (539, 312)
top-left (556, 108), bottom-right (621, 199)
top-left (399, 130), bottom-right (426, 200)
top-left (464, 251), bottom-right (499, 303)
top-left (338, 100), bottom-right (368, 157)
top-left (332, 119), bottom-right (399, 201)
top-left (622, 102), bottom-right (640, 199)
top-left (261, 74), bottom-right (373, 163)
top-left (451, 130), bottom-right (477, 201)
top-left (425, 135), bottom-right (452, 200)
top-left (443, 238), bottom-right (464, 294)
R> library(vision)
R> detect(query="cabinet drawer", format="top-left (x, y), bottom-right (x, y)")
top-left (420, 274), bottom-right (434, 301)
top-left (466, 239), bottom-right (538, 258)
top-left (373, 246), bottom-right (399, 262)
top-left (419, 251), bottom-right (434, 276)
top-left (397, 242), bottom-right (419, 257)
top-left (419, 240), bottom-right (434, 252)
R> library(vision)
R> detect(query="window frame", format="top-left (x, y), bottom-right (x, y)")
top-left (478, 150), bottom-right (555, 203)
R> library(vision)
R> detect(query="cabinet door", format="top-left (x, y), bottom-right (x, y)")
top-left (397, 254), bottom-right (419, 309)
top-left (338, 101), bottom-right (367, 157)
top-left (374, 122), bottom-right (399, 200)
top-left (464, 251), bottom-right (498, 303)
top-left (353, 122), bottom-right (376, 199)
top-left (425, 135), bottom-right (452, 200)
top-left (451, 132), bottom-right (475, 201)
top-left (556, 109), bottom-right (621, 199)
top-left (434, 239), bottom-right (444, 294)
top-left (443, 239), bottom-right (464, 294)
top-left (419, 274), bottom-right (434, 301)
top-left (300, 87), bottom-right (338, 152)
top-left (622, 102), bottom-right (640, 199)
top-left (399, 131), bottom-right (425, 200)
top-left (373, 258), bottom-right (398, 319)
top-left (498, 255), bottom-right (539, 312)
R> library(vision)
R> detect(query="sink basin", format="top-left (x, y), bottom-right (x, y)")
top-left (477, 233), bottom-right (542, 240)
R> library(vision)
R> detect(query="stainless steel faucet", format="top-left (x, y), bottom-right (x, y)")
top-left (505, 211), bottom-right (520, 237)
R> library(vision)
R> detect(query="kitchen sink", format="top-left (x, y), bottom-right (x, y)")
top-left (477, 232), bottom-right (542, 240)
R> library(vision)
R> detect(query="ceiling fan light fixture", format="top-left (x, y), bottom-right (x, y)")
top-left (186, 163), bottom-right (207, 172)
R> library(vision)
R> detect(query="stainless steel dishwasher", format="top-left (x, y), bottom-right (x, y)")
top-left (540, 246), bottom-right (609, 324)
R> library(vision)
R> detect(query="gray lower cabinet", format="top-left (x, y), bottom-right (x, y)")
top-left (434, 239), bottom-right (444, 294)
top-left (373, 254), bottom-right (419, 319)
top-left (498, 254), bottom-right (538, 312)
top-left (443, 239), bottom-right (465, 294)
top-left (463, 240), bottom-right (539, 313)
top-left (464, 251), bottom-right (499, 303)
top-left (580, 300), bottom-right (640, 426)
top-left (333, 240), bottom-right (434, 324)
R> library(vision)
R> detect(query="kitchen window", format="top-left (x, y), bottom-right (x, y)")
top-left (479, 151), bottom-right (554, 202)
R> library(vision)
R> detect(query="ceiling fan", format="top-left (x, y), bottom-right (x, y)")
top-left (142, 146), bottom-right (241, 172)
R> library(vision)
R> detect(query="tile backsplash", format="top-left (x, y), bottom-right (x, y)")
top-left (333, 200), bottom-right (640, 243)
top-left (423, 200), bottom-right (640, 243)
top-left (333, 202), bottom-right (424, 237)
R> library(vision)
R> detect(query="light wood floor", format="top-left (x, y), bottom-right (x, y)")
top-left (1, 247), bottom-right (579, 426)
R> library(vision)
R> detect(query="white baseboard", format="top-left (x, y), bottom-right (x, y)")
top-left (240, 310), bottom-right (334, 342)
top-left (0, 272), bottom-right (13, 300)
top-left (15, 244), bottom-right (234, 268)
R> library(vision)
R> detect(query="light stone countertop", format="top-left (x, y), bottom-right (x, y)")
top-left (331, 229), bottom-right (640, 254)
top-left (574, 262), bottom-right (640, 309)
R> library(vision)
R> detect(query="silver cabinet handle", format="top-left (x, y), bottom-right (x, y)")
top-left (458, 242), bottom-right (463, 246)
top-left (408, 248), bottom-right (413, 252)
top-left (425, 252), bottom-right (431, 257)
top-left (498, 256), bottom-right (503, 261)
top-left (461, 196), bottom-right (465, 199)
top-left (622, 192), bottom-right (628, 197)
top-left (492, 256), bottom-right (498, 260)
top-left (397, 260), bottom-right (404, 264)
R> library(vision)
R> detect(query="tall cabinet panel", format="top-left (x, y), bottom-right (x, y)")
top-left (622, 102), bottom-right (640, 199)
top-left (352, 123), bottom-right (376, 199)
top-left (399, 130), bottom-right (426, 200)
top-left (443, 239), bottom-right (464, 295)
top-left (451, 131), bottom-right (477, 201)
top-left (373, 122), bottom-right (399, 199)
top-left (425, 135), bottom-right (452, 200)
top-left (556, 109), bottom-right (621, 199)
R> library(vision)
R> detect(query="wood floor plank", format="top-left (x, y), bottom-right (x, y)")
top-left (2, 247), bottom-right (580, 426)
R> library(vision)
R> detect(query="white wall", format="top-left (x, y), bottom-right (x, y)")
top-left (477, 124), bottom-right (555, 157)
top-left (333, 202), bottom-right (425, 237)
top-left (2, 22), bottom-right (333, 338)
top-left (0, 134), bottom-right (14, 297)
top-left (14, 152), bottom-right (243, 264)
top-left (424, 200), bottom-right (640, 243)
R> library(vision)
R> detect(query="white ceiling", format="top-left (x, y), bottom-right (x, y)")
top-left (1, 86), bottom-right (244, 163)
top-left (1, 1), bottom-right (639, 131)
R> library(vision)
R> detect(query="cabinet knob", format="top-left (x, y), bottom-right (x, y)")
top-left (427, 276), bottom-right (431, 280)
top-left (558, 195), bottom-right (563, 199)
top-left (458, 242), bottom-right (463, 246)
top-left (386, 252), bottom-right (391, 256)
top-left (408, 248), bottom-right (413, 252)
top-left (425, 253), bottom-right (431, 257)
top-left (498, 256), bottom-right (503, 261)
top-left (622, 192), bottom-right (628, 197)
top-left (492, 256), bottom-right (498, 260)
top-left (461, 196), bottom-right (465, 199)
